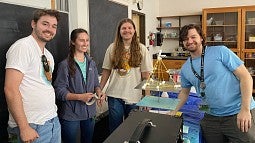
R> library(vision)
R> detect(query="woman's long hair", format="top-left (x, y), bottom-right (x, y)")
top-left (68, 28), bottom-right (88, 77)
top-left (112, 18), bottom-right (142, 69)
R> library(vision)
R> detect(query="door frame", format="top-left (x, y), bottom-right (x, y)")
top-left (132, 10), bottom-right (145, 45)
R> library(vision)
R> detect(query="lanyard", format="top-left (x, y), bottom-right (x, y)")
top-left (190, 46), bottom-right (206, 97)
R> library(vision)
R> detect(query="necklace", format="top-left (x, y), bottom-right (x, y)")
top-left (190, 46), bottom-right (206, 97)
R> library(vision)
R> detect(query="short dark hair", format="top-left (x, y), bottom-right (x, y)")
top-left (179, 24), bottom-right (206, 47)
top-left (33, 9), bottom-right (60, 23)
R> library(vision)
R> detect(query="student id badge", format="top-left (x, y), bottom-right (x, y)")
top-left (199, 97), bottom-right (210, 112)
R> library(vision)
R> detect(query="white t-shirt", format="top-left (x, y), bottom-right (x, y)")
top-left (6, 35), bottom-right (57, 128)
top-left (102, 43), bottom-right (153, 103)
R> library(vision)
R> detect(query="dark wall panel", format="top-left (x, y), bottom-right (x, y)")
top-left (89, 0), bottom-right (128, 74)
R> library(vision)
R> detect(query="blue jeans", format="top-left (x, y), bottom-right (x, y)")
top-left (8, 117), bottom-right (61, 143)
top-left (60, 118), bottom-right (95, 143)
top-left (108, 96), bottom-right (137, 133)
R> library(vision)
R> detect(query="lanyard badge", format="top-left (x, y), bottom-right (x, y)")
top-left (190, 46), bottom-right (206, 97)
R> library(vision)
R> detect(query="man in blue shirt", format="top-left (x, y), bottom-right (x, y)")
top-left (169, 24), bottom-right (255, 143)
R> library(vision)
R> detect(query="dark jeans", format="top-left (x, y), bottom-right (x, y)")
top-left (60, 118), bottom-right (95, 143)
top-left (200, 109), bottom-right (255, 143)
top-left (108, 96), bottom-right (137, 134)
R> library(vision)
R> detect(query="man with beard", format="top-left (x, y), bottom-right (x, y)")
top-left (168, 24), bottom-right (255, 143)
top-left (4, 9), bottom-right (61, 143)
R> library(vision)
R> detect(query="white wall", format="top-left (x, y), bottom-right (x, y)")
top-left (158, 0), bottom-right (255, 16)
top-left (0, 0), bottom-right (51, 9)
top-left (68, 0), bottom-right (89, 33)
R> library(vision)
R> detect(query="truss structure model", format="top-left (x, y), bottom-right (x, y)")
top-left (135, 51), bottom-right (181, 92)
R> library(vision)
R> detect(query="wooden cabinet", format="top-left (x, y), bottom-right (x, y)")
top-left (157, 15), bottom-right (202, 51)
top-left (202, 7), bottom-right (241, 56)
top-left (153, 59), bottom-right (186, 81)
top-left (242, 7), bottom-right (255, 94)
top-left (202, 6), bottom-right (255, 93)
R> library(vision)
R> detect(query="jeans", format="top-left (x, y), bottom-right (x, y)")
top-left (60, 118), bottom-right (95, 143)
top-left (8, 116), bottom-right (61, 143)
top-left (108, 96), bottom-right (137, 133)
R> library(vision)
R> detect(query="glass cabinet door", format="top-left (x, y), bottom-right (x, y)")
top-left (242, 9), bottom-right (255, 83)
top-left (205, 12), bottom-right (239, 50)
top-left (202, 8), bottom-right (242, 56)
top-left (244, 11), bottom-right (255, 50)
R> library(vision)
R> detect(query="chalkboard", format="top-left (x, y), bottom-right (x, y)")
top-left (0, 2), bottom-right (69, 139)
top-left (89, 0), bottom-right (128, 74)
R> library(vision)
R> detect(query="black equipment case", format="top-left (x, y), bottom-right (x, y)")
top-left (104, 110), bottom-right (183, 143)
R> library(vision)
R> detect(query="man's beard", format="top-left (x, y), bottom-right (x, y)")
top-left (185, 43), bottom-right (200, 53)
top-left (35, 29), bottom-right (54, 42)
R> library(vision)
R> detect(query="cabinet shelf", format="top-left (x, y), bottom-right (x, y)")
top-left (244, 58), bottom-right (255, 60)
top-left (157, 14), bottom-right (202, 51)
top-left (156, 26), bottom-right (180, 29)
top-left (156, 14), bottom-right (200, 20)
top-left (163, 37), bottom-right (179, 40)
top-left (157, 16), bottom-right (179, 20)
top-left (207, 41), bottom-right (237, 43)
top-left (157, 15), bottom-right (202, 32)
top-left (207, 24), bottom-right (237, 27)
